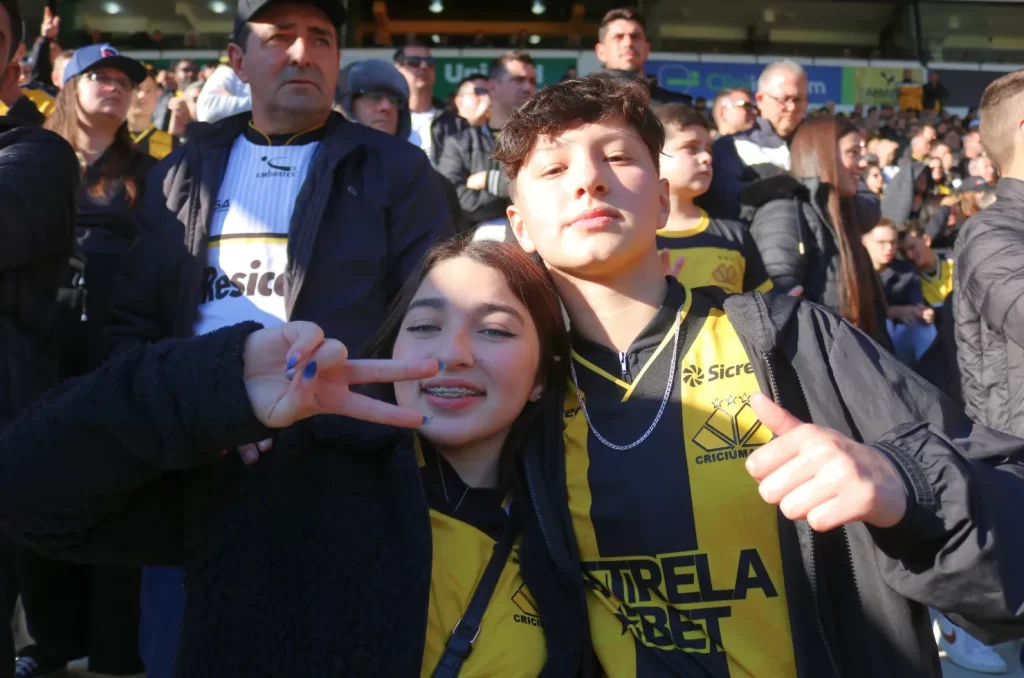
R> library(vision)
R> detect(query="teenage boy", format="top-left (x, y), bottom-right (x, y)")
top-left (955, 69), bottom-right (1024, 438)
top-left (496, 75), bottom-right (1024, 677)
top-left (653, 103), bottom-right (773, 295)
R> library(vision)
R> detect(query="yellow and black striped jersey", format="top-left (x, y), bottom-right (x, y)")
top-left (656, 210), bottom-right (773, 295)
top-left (564, 281), bottom-right (796, 677)
top-left (918, 253), bottom-right (954, 308)
top-left (131, 126), bottom-right (180, 161)
top-left (0, 84), bottom-right (56, 118)
top-left (416, 443), bottom-right (545, 677)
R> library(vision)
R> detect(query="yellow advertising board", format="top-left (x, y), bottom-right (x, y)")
top-left (843, 67), bottom-right (924, 107)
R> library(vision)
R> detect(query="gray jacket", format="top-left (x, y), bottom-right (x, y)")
top-left (954, 178), bottom-right (1024, 436)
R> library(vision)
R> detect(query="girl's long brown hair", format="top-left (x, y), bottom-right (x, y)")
top-left (45, 73), bottom-right (139, 205)
top-left (790, 113), bottom-right (883, 342)
top-left (363, 238), bottom-right (569, 495)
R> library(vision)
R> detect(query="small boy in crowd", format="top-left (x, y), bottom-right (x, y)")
top-left (653, 104), bottom-right (774, 295)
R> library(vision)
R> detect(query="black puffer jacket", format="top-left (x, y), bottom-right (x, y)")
top-left (954, 178), bottom-right (1024, 436)
top-left (0, 118), bottom-right (80, 425)
top-left (742, 175), bottom-right (881, 310)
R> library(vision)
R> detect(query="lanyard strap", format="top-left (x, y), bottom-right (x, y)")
top-left (430, 515), bottom-right (519, 678)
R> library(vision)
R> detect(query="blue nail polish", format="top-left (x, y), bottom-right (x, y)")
top-left (303, 360), bottom-right (318, 379)
top-left (286, 354), bottom-right (299, 370)
top-left (436, 361), bottom-right (447, 372)
top-left (420, 416), bottom-right (432, 427)
top-left (285, 368), bottom-right (297, 382)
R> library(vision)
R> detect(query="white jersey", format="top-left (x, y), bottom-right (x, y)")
top-left (193, 128), bottom-right (321, 336)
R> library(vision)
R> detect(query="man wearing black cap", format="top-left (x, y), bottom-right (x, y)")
top-left (0, 1), bottom-right (80, 677)
top-left (106, 3), bottom-right (454, 675)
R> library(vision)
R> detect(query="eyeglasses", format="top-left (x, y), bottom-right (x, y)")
top-left (355, 90), bottom-right (401, 106)
top-left (401, 56), bottom-right (436, 69)
top-left (763, 92), bottom-right (806, 110)
top-left (87, 71), bottom-right (134, 92)
top-left (460, 87), bottom-right (489, 97)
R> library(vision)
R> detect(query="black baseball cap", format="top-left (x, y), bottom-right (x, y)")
top-left (957, 175), bottom-right (989, 193)
top-left (233, 0), bottom-right (346, 42)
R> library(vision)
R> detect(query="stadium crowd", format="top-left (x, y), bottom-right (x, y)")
top-left (2, 0), bottom-right (1024, 676)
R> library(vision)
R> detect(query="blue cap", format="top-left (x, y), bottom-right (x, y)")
top-left (63, 44), bottom-right (147, 87)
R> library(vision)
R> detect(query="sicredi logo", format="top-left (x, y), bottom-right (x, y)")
top-left (684, 362), bottom-right (754, 386)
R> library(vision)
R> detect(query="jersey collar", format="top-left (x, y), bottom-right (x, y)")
top-left (656, 209), bottom-right (711, 238)
top-left (130, 126), bottom-right (156, 144)
top-left (571, 278), bottom-right (689, 361)
top-left (244, 120), bottom-right (327, 146)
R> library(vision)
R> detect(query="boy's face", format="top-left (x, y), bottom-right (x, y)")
top-left (861, 226), bottom-right (898, 269)
top-left (901, 232), bottom-right (932, 268)
top-left (508, 117), bottom-right (669, 279)
top-left (660, 123), bottom-right (712, 198)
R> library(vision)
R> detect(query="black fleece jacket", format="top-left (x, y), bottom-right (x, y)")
top-left (0, 322), bottom-right (590, 678)
top-left (526, 284), bottom-right (1024, 678)
top-left (0, 119), bottom-right (80, 424)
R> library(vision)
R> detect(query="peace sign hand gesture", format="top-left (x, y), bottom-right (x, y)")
top-left (242, 322), bottom-right (437, 430)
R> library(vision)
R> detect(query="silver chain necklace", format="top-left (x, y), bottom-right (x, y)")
top-left (436, 452), bottom-right (469, 513)
top-left (569, 313), bottom-right (683, 451)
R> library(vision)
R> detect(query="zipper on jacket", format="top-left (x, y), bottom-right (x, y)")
top-left (762, 352), bottom-right (842, 678)
top-left (841, 528), bottom-right (861, 609)
top-left (524, 457), bottom-right (556, 562)
top-left (618, 352), bottom-right (630, 382)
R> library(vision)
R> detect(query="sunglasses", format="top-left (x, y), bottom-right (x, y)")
top-left (87, 71), bottom-right (134, 92)
top-left (402, 56), bottom-right (436, 69)
top-left (460, 87), bottom-right (488, 96)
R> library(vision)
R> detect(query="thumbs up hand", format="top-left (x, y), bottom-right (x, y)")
top-left (745, 394), bottom-right (907, 532)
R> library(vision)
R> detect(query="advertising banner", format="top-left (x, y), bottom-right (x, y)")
top-left (433, 56), bottom-right (577, 98)
top-left (932, 68), bottom-right (1011, 108)
top-left (646, 60), bottom-right (843, 105)
top-left (842, 67), bottom-right (924, 107)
